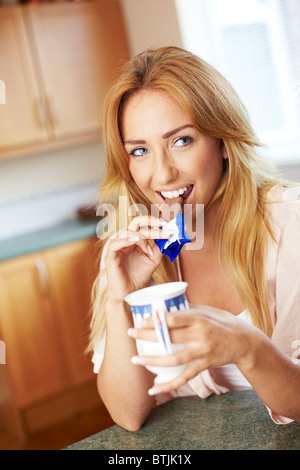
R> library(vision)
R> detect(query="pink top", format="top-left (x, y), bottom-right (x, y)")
top-left (92, 186), bottom-right (300, 425)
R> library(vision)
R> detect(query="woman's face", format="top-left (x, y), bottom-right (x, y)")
top-left (121, 89), bottom-right (226, 213)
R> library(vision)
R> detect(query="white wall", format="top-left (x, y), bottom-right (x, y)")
top-left (278, 164), bottom-right (300, 183)
top-left (0, 142), bottom-right (104, 203)
top-left (0, 142), bottom-right (104, 240)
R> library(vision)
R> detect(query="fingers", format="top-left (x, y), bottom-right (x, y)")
top-left (128, 326), bottom-right (157, 342)
top-left (127, 324), bottom-right (186, 344)
top-left (147, 361), bottom-right (204, 396)
top-left (139, 309), bottom-right (232, 334)
top-left (128, 215), bottom-right (174, 240)
top-left (106, 215), bottom-right (173, 260)
top-left (105, 229), bottom-right (147, 260)
top-left (128, 215), bottom-right (166, 232)
top-left (127, 313), bottom-right (198, 346)
top-left (119, 229), bottom-right (163, 259)
top-left (105, 228), bottom-right (148, 259)
top-left (132, 345), bottom-right (200, 368)
top-left (135, 311), bottom-right (200, 332)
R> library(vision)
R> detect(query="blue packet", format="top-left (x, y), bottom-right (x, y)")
top-left (155, 213), bottom-right (191, 262)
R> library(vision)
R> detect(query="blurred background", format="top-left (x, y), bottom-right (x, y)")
top-left (0, 0), bottom-right (299, 450)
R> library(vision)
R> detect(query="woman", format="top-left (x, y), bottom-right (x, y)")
top-left (88, 46), bottom-right (300, 431)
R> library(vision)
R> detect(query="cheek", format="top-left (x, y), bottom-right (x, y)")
top-left (129, 162), bottom-right (150, 191)
top-left (192, 146), bottom-right (223, 180)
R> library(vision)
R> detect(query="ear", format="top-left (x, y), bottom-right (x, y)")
top-left (220, 139), bottom-right (228, 159)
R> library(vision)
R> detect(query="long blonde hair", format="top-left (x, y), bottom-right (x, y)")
top-left (88, 46), bottom-right (281, 352)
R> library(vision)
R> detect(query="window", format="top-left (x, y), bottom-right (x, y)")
top-left (175, 0), bottom-right (300, 164)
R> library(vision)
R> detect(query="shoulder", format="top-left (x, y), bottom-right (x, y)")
top-left (265, 186), bottom-right (300, 295)
top-left (266, 187), bottom-right (300, 358)
top-left (266, 186), bottom-right (300, 243)
top-left (266, 184), bottom-right (300, 209)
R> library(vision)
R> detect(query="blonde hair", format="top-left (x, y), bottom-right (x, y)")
top-left (88, 46), bottom-right (281, 352)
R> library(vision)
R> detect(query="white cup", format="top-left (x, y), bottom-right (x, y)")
top-left (125, 282), bottom-right (189, 384)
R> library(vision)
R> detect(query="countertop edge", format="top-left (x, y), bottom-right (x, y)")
top-left (0, 219), bottom-right (104, 262)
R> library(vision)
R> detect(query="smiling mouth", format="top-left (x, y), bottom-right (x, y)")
top-left (156, 185), bottom-right (194, 202)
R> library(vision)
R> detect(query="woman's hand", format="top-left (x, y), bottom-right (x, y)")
top-left (104, 215), bottom-right (173, 303)
top-left (128, 306), bottom-right (262, 394)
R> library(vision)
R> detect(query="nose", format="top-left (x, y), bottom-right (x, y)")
top-left (152, 150), bottom-right (179, 187)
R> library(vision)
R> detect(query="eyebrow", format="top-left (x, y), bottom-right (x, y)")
top-left (124, 124), bottom-right (194, 145)
top-left (162, 124), bottom-right (194, 139)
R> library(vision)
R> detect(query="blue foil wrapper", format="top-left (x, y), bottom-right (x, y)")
top-left (155, 213), bottom-right (191, 262)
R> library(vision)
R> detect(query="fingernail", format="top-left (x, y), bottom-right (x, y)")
top-left (131, 356), bottom-right (146, 365)
top-left (127, 328), bottom-right (137, 338)
top-left (148, 386), bottom-right (162, 396)
top-left (128, 236), bottom-right (140, 242)
top-left (147, 244), bottom-right (154, 256)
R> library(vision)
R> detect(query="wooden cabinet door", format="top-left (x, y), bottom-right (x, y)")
top-left (0, 253), bottom-right (69, 408)
top-left (26, 1), bottom-right (129, 139)
top-left (45, 238), bottom-right (98, 385)
top-left (0, 6), bottom-right (48, 154)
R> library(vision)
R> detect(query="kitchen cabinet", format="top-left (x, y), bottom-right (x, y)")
top-left (0, 1), bottom-right (129, 159)
top-left (0, 6), bottom-right (48, 152)
top-left (0, 251), bottom-right (69, 408)
top-left (0, 238), bottom-right (98, 410)
top-left (0, 365), bottom-right (24, 448)
top-left (45, 239), bottom-right (98, 386)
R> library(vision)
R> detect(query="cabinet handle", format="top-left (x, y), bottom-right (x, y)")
top-left (47, 95), bottom-right (59, 130)
top-left (35, 258), bottom-right (50, 296)
top-left (35, 96), bottom-right (48, 130)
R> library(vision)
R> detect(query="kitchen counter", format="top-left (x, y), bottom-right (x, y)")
top-left (0, 218), bottom-right (102, 262)
top-left (64, 390), bottom-right (300, 450)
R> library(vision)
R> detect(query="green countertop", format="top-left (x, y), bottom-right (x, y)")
top-left (64, 390), bottom-right (300, 450)
top-left (0, 218), bottom-right (102, 261)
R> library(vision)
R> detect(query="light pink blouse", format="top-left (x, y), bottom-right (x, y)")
top-left (92, 187), bottom-right (300, 425)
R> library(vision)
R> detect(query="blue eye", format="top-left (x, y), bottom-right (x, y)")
top-left (174, 136), bottom-right (193, 147)
top-left (130, 147), bottom-right (149, 157)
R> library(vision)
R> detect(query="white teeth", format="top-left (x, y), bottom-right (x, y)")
top-left (160, 185), bottom-right (190, 199)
